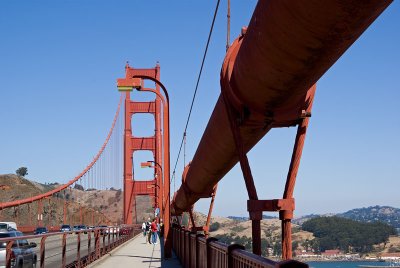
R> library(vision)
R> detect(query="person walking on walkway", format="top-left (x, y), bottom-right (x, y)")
top-left (146, 218), bottom-right (152, 244)
top-left (158, 219), bottom-right (164, 238)
top-left (151, 218), bottom-right (158, 244)
top-left (141, 221), bottom-right (147, 242)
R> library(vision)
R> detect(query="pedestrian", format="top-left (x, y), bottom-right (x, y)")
top-left (151, 218), bottom-right (158, 245)
top-left (158, 219), bottom-right (164, 238)
top-left (141, 221), bottom-right (146, 242)
top-left (146, 218), bottom-right (152, 244)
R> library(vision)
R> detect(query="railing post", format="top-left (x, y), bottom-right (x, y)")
top-left (6, 240), bottom-right (12, 268)
top-left (76, 232), bottom-right (81, 268)
top-left (206, 237), bottom-right (217, 268)
top-left (184, 230), bottom-right (191, 268)
top-left (192, 233), bottom-right (204, 268)
top-left (227, 244), bottom-right (245, 268)
top-left (107, 228), bottom-right (111, 252)
top-left (88, 231), bottom-right (92, 263)
top-left (62, 233), bottom-right (67, 268)
top-left (95, 229), bottom-right (100, 260)
top-left (40, 236), bottom-right (46, 268)
top-left (102, 230), bottom-right (106, 256)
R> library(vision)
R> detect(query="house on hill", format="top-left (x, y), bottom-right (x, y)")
top-left (322, 249), bottom-right (341, 257)
top-left (380, 252), bottom-right (400, 260)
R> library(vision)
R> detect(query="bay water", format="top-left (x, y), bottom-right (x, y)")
top-left (307, 261), bottom-right (394, 268)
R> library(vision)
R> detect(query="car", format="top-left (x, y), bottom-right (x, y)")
top-left (74, 225), bottom-right (87, 234)
top-left (33, 227), bottom-right (48, 235)
top-left (105, 226), bottom-right (120, 235)
top-left (98, 225), bottom-right (108, 235)
top-left (0, 230), bottom-right (37, 268)
top-left (60, 224), bottom-right (71, 232)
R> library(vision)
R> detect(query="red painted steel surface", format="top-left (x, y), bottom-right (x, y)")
top-left (131, 137), bottom-right (156, 151)
top-left (119, 67), bottom-right (172, 258)
top-left (120, 64), bottom-right (163, 224)
top-left (171, 0), bottom-right (392, 214)
top-left (130, 102), bottom-right (156, 113)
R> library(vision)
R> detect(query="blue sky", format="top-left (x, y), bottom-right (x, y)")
top-left (0, 1), bottom-right (399, 217)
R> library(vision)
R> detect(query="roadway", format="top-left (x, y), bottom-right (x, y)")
top-left (29, 232), bottom-right (119, 267)
top-left (88, 233), bottom-right (182, 268)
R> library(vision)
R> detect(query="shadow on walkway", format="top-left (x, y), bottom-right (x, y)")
top-left (89, 234), bottom-right (181, 268)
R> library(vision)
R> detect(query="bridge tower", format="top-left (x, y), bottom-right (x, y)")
top-left (119, 63), bottom-right (163, 224)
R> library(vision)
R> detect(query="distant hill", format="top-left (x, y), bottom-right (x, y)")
top-left (293, 206), bottom-right (400, 231)
top-left (338, 206), bottom-right (400, 230)
top-left (292, 213), bottom-right (337, 225)
top-left (302, 216), bottom-right (397, 253)
top-left (227, 215), bottom-right (277, 221)
top-left (0, 174), bottom-right (153, 226)
top-left (227, 216), bottom-right (248, 221)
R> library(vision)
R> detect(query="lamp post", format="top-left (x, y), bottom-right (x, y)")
top-left (141, 160), bottom-right (163, 214)
top-left (118, 74), bottom-right (171, 258)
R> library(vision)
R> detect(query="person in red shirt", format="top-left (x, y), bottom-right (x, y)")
top-left (150, 218), bottom-right (158, 244)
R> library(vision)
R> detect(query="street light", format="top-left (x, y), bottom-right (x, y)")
top-left (141, 160), bottom-right (162, 211)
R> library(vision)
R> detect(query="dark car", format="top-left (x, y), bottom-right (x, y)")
top-left (74, 225), bottom-right (87, 234)
top-left (0, 230), bottom-right (37, 268)
top-left (34, 227), bottom-right (48, 235)
top-left (60, 224), bottom-right (71, 232)
top-left (98, 225), bottom-right (108, 235)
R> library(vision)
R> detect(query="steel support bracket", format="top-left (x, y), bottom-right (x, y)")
top-left (191, 226), bottom-right (208, 233)
top-left (247, 198), bottom-right (295, 220)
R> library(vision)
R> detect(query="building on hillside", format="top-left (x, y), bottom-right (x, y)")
top-left (380, 252), bottom-right (400, 260)
top-left (295, 250), bottom-right (320, 259)
top-left (322, 249), bottom-right (341, 257)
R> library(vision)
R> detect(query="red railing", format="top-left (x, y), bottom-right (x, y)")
top-left (172, 224), bottom-right (308, 268)
top-left (0, 225), bottom-right (140, 268)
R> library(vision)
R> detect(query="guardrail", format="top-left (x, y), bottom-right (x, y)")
top-left (172, 224), bottom-right (308, 268)
top-left (0, 225), bottom-right (139, 268)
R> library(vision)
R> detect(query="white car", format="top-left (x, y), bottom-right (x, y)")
top-left (0, 230), bottom-right (37, 268)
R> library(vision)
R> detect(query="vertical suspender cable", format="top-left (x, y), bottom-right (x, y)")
top-left (183, 132), bottom-right (187, 169)
top-left (226, 0), bottom-right (230, 51)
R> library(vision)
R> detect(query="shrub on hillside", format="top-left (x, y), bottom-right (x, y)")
top-left (209, 222), bottom-right (220, 232)
top-left (74, 184), bottom-right (84, 191)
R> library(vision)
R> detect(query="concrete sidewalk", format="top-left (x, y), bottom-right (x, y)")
top-left (88, 234), bottom-right (182, 268)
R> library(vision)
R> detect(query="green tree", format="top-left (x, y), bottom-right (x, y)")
top-left (209, 222), bottom-right (220, 232)
top-left (16, 167), bottom-right (28, 177)
top-left (302, 216), bottom-right (396, 253)
top-left (273, 241), bottom-right (282, 256)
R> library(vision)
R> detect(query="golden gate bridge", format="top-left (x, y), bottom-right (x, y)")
top-left (0, 1), bottom-right (393, 267)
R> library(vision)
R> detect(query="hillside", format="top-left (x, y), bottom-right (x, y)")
top-left (0, 174), bottom-right (153, 226)
top-left (302, 216), bottom-right (397, 253)
top-left (195, 210), bottom-right (400, 257)
top-left (292, 206), bottom-right (400, 231)
top-left (191, 211), bottom-right (314, 256)
top-left (338, 206), bottom-right (400, 230)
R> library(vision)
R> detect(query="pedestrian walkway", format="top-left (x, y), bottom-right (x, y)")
top-left (88, 234), bottom-right (182, 268)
